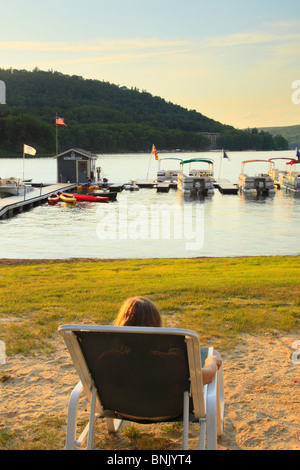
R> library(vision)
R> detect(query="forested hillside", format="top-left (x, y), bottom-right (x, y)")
top-left (259, 125), bottom-right (300, 149)
top-left (0, 68), bottom-right (288, 155)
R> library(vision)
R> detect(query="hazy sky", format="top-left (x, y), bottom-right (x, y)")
top-left (1, 0), bottom-right (300, 129)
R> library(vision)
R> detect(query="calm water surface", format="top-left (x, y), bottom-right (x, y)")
top-left (0, 150), bottom-right (299, 259)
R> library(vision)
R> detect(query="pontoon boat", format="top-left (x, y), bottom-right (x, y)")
top-left (267, 157), bottom-right (292, 188)
top-left (238, 160), bottom-right (276, 196)
top-left (0, 177), bottom-right (33, 197)
top-left (156, 158), bottom-right (182, 186)
top-left (280, 160), bottom-right (300, 193)
top-left (177, 158), bottom-right (215, 196)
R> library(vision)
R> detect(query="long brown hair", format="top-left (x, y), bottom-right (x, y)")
top-left (114, 297), bottom-right (162, 327)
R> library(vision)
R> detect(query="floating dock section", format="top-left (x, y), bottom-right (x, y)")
top-left (136, 180), bottom-right (178, 191)
top-left (156, 183), bottom-right (171, 193)
top-left (214, 179), bottom-right (239, 195)
top-left (0, 183), bottom-right (77, 219)
top-left (137, 178), bottom-right (238, 194)
top-left (0, 177), bottom-right (240, 221)
top-left (135, 179), bottom-right (156, 188)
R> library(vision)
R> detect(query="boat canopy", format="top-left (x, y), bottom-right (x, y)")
top-left (159, 157), bottom-right (182, 161)
top-left (241, 159), bottom-right (269, 164)
top-left (286, 159), bottom-right (300, 165)
top-left (268, 157), bottom-right (293, 162)
top-left (180, 158), bottom-right (214, 165)
top-left (241, 159), bottom-right (271, 174)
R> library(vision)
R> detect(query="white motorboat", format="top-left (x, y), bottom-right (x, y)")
top-left (238, 160), bottom-right (276, 196)
top-left (124, 180), bottom-right (139, 191)
top-left (0, 177), bottom-right (33, 197)
top-left (268, 157), bottom-right (292, 188)
top-left (280, 159), bottom-right (300, 193)
top-left (177, 158), bottom-right (215, 196)
top-left (156, 157), bottom-right (182, 186)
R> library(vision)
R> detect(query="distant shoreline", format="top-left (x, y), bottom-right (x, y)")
top-left (0, 254), bottom-right (298, 265)
top-left (0, 148), bottom-right (293, 159)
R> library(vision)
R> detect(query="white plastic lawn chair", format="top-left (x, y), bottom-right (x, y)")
top-left (59, 325), bottom-right (225, 450)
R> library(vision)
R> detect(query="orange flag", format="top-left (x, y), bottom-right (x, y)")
top-left (152, 144), bottom-right (158, 160)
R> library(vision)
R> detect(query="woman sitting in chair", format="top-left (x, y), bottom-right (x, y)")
top-left (114, 296), bottom-right (222, 386)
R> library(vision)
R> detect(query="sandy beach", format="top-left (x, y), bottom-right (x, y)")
top-left (1, 331), bottom-right (299, 450)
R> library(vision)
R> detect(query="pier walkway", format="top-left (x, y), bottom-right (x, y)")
top-left (136, 178), bottom-right (238, 195)
top-left (0, 183), bottom-right (77, 219)
top-left (214, 179), bottom-right (238, 194)
top-left (0, 178), bottom-right (239, 220)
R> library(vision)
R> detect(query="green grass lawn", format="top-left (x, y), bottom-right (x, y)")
top-left (0, 256), bottom-right (299, 355)
top-left (0, 255), bottom-right (299, 450)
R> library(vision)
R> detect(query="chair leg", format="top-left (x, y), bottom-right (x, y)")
top-left (66, 381), bottom-right (84, 450)
top-left (198, 419), bottom-right (206, 450)
top-left (66, 381), bottom-right (97, 450)
top-left (206, 376), bottom-right (218, 450)
top-left (86, 386), bottom-right (97, 450)
top-left (106, 418), bottom-right (123, 433)
top-left (217, 364), bottom-right (225, 437)
top-left (182, 391), bottom-right (190, 450)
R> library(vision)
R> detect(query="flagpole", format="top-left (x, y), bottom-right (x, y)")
top-left (146, 150), bottom-right (152, 179)
top-left (23, 144), bottom-right (25, 180)
top-left (55, 113), bottom-right (58, 155)
top-left (147, 145), bottom-right (155, 179)
top-left (218, 150), bottom-right (223, 179)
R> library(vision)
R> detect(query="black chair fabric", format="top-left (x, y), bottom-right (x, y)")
top-left (75, 331), bottom-right (191, 421)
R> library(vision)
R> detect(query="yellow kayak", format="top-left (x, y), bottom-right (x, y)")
top-left (59, 192), bottom-right (77, 204)
top-left (88, 185), bottom-right (100, 191)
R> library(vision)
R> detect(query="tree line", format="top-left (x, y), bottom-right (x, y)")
top-left (0, 68), bottom-right (289, 156)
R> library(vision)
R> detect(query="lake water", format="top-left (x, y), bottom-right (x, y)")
top-left (0, 150), bottom-right (299, 259)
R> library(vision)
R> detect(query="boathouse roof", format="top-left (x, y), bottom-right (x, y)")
top-left (53, 148), bottom-right (98, 160)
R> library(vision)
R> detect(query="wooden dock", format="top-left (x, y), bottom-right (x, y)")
top-left (136, 179), bottom-right (156, 188)
top-left (0, 183), bottom-right (77, 219)
top-left (136, 179), bottom-right (178, 190)
top-left (214, 179), bottom-right (238, 195)
top-left (156, 183), bottom-right (170, 193)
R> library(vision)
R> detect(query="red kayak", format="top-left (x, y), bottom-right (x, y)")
top-left (72, 193), bottom-right (109, 203)
top-left (47, 193), bottom-right (59, 205)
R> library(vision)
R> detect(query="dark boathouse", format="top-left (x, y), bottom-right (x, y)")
top-left (53, 148), bottom-right (98, 184)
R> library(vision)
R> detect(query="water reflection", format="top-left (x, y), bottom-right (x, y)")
top-left (0, 152), bottom-right (299, 259)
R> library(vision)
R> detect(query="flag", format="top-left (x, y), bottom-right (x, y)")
top-left (23, 144), bottom-right (36, 156)
top-left (152, 144), bottom-right (159, 160)
top-left (56, 116), bottom-right (67, 126)
top-left (223, 150), bottom-right (230, 160)
top-left (296, 147), bottom-right (300, 160)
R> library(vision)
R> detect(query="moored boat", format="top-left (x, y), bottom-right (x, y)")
top-left (281, 160), bottom-right (300, 193)
top-left (72, 193), bottom-right (109, 203)
top-left (59, 192), bottom-right (77, 204)
top-left (238, 160), bottom-right (276, 196)
top-left (47, 193), bottom-right (59, 205)
top-left (88, 190), bottom-right (117, 201)
top-left (177, 158), bottom-right (215, 196)
top-left (77, 184), bottom-right (88, 191)
top-left (268, 157), bottom-right (292, 188)
top-left (0, 177), bottom-right (33, 197)
top-left (124, 181), bottom-right (139, 191)
top-left (156, 157), bottom-right (182, 187)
